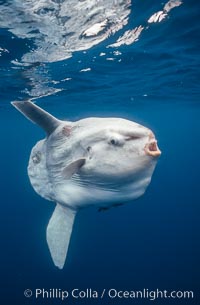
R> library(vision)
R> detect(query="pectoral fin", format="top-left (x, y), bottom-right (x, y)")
top-left (62, 158), bottom-right (86, 179)
top-left (46, 204), bottom-right (76, 269)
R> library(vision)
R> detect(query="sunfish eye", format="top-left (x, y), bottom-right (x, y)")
top-left (109, 136), bottom-right (124, 146)
top-left (110, 139), bottom-right (117, 145)
top-left (87, 146), bottom-right (91, 152)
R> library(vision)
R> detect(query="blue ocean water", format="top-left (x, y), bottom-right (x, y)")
top-left (0, 0), bottom-right (199, 304)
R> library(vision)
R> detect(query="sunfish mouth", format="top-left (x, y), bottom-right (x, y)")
top-left (144, 139), bottom-right (161, 157)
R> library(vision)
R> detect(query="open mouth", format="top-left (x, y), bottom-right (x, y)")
top-left (144, 140), bottom-right (161, 157)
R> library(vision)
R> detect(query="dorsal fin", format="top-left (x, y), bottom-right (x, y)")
top-left (11, 100), bottom-right (62, 135)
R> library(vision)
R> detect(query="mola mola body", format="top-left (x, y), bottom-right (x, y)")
top-left (12, 101), bottom-right (161, 269)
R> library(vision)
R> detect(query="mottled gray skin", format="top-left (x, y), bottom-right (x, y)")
top-left (12, 101), bottom-right (161, 269)
top-left (29, 118), bottom-right (159, 209)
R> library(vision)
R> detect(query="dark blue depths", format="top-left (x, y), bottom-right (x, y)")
top-left (0, 1), bottom-right (200, 304)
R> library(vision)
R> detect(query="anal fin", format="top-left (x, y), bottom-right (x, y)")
top-left (46, 204), bottom-right (76, 269)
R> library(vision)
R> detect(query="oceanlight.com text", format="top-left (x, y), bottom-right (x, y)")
top-left (24, 288), bottom-right (194, 301)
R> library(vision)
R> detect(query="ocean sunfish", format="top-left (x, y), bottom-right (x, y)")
top-left (12, 101), bottom-right (161, 269)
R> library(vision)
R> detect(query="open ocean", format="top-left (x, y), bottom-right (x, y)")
top-left (0, 0), bottom-right (199, 304)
